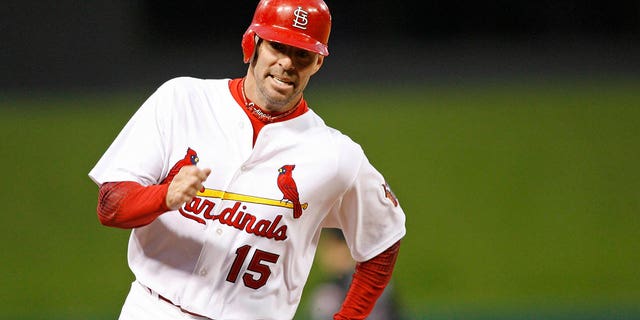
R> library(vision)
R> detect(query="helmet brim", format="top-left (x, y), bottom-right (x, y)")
top-left (252, 25), bottom-right (329, 57)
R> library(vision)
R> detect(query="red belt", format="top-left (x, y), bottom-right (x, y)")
top-left (145, 286), bottom-right (210, 318)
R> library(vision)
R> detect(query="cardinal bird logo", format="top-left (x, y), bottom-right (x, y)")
top-left (382, 182), bottom-right (399, 207)
top-left (162, 147), bottom-right (200, 184)
top-left (277, 164), bottom-right (307, 219)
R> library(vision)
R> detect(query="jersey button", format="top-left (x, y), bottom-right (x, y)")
top-left (200, 268), bottom-right (207, 276)
top-left (216, 228), bottom-right (223, 235)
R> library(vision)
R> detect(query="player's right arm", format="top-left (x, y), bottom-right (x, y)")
top-left (333, 240), bottom-right (401, 320)
top-left (97, 166), bottom-right (210, 229)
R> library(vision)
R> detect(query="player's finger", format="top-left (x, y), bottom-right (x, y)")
top-left (196, 167), bottom-right (212, 181)
top-left (179, 165), bottom-right (198, 174)
top-left (195, 168), bottom-right (211, 192)
top-left (167, 190), bottom-right (191, 210)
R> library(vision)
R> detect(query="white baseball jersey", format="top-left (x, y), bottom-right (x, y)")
top-left (89, 77), bottom-right (406, 319)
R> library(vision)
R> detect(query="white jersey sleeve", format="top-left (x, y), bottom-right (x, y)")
top-left (89, 79), bottom-right (180, 186)
top-left (323, 141), bottom-right (406, 262)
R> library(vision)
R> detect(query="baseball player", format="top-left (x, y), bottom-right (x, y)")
top-left (88, 0), bottom-right (406, 319)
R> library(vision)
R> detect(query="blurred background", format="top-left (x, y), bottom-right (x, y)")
top-left (1, 1), bottom-right (639, 319)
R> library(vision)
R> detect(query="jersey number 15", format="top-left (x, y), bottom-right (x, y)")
top-left (226, 245), bottom-right (280, 290)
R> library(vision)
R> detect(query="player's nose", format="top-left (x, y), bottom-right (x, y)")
top-left (277, 54), bottom-right (295, 71)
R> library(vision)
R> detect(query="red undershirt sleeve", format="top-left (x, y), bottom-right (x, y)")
top-left (97, 181), bottom-right (171, 229)
top-left (334, 240), bottom-right (401, 320)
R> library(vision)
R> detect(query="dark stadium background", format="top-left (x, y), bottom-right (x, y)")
top-left (2, 1), bottom-right (638, 89)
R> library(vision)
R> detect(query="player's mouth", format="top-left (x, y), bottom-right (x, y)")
top-left (270, 75), bottom-right (294, 88)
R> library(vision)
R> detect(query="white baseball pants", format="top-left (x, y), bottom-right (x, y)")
top-left (118, 281), bottom-right (210, 320)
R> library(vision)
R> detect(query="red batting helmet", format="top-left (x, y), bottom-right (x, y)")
top-left (242, 0), bottom-right (332, 63)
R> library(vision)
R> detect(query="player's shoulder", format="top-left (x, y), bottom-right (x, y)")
top-left (327, 127), bottom-right (363, 154)
top-left (321, 125), bottom-right (367, 183)
top-left (305, 112), bottom-right (366, 161)
top-left (158, 76), bottom-right (229, 93)
top-left (145, 77), bottom-right (232, 114)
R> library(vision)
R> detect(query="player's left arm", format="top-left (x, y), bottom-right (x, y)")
top-left (97, 166), bottom-right (210, 229)
top-left (333, 239), bottom-right (401, 320)
top-left (97, 181), bottom-right (169, 229)
top-left (329, 142), bottom-right (406, 319)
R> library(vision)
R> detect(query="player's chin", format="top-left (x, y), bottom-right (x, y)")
top-left (266, 85), bottom-right (296, 104)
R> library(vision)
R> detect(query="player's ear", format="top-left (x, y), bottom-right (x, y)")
top-left (310, 55), bottom-right (324, 75)
top-left (245, 36), bottom-right (263, 66)
top-left (252, 37), bottom-right (263, 63)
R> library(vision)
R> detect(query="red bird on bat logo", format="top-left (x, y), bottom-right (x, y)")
top-left (162, 147), bottom-right (200, 185)
top-left (277, 164), bottom-right (305, 219)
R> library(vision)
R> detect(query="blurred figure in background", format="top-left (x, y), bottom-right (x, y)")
top-left (308, 228), bottom-right (403, 320)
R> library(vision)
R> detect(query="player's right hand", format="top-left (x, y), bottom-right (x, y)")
top-left (165, 166), bottom-right (211, 210)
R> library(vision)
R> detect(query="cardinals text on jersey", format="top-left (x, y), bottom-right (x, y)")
top-left (175, 148), bottom-right (308, 241)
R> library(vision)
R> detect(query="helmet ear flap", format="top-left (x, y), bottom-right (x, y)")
top-left (242, 30), bottom-right (256, 63)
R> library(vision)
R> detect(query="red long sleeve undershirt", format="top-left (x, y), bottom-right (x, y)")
top-left (334, 240), bottom-right (401, 320)
top-left (97, 181), bottom-right (170, 228)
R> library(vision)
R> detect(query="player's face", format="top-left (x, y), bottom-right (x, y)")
top-left (246, 40), bottom-right (324, 113)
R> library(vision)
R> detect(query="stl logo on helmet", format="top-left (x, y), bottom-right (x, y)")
top-left (292, 6), bottom-right (309, 30)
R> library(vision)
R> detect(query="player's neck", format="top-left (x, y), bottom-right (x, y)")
top-left (240, 78), bottom-right (302, 123)
top-left (240, 77), bottom-right (302, 123)
top-left (228, 78), bottom-right (309, 146)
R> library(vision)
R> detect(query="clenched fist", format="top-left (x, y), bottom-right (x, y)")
top-left (165, 165), bottom-right (211, 210)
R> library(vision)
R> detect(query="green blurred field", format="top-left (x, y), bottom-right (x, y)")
top-left (1, 80), bottom-right (639, 319)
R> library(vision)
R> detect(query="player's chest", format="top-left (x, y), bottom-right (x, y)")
top-left (168, 127), bottom-right (342, 227)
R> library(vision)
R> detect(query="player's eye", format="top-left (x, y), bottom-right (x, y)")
top-left (270, 41), bottom-right (286, 52)
top-left (296, 50), bottom-right (311, 59)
